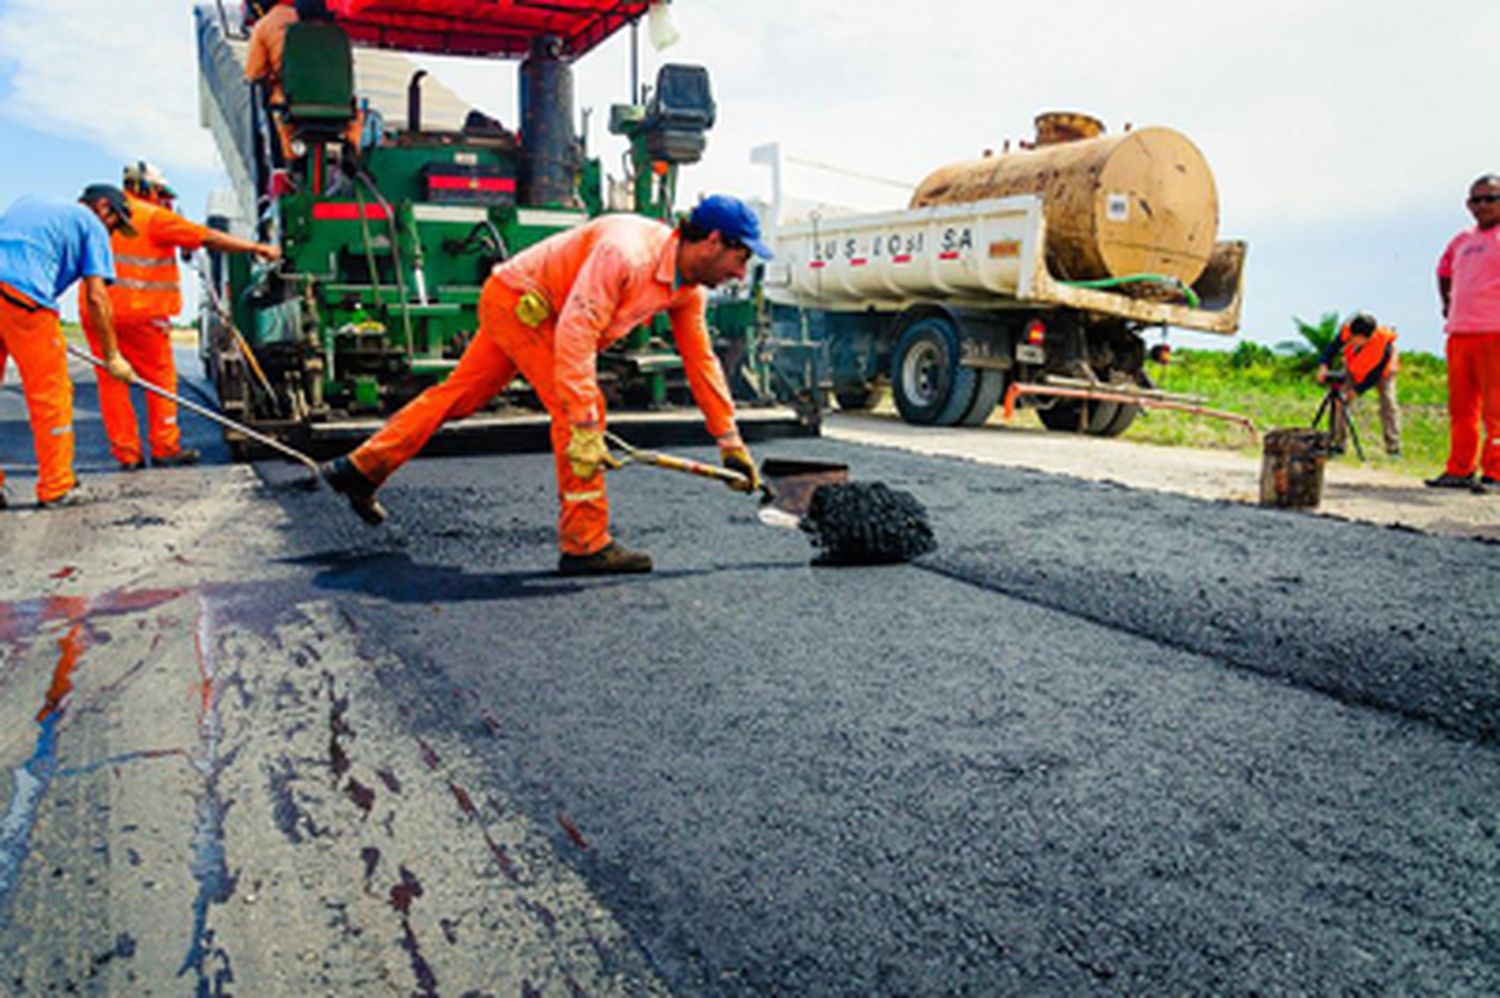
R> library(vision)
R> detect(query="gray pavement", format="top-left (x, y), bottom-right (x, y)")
top-left (1, 359), bottom-right (1498, 993)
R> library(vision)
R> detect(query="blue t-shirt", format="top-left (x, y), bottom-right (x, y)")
top-left (0, 196), bottom-right (115, 312)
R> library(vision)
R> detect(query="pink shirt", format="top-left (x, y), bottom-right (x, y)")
top-left (1437, 226), bottom-right (1500, 334)
top-left (492, 214), bottom-right (737, 435)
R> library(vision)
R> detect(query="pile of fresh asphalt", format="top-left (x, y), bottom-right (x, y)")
top-left (799, 480), bottom-right (936, 565)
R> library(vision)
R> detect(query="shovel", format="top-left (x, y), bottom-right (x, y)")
top-left (604, 431), bottom-right (848, 527)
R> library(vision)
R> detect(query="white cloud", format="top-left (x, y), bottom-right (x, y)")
top-left (0, 0), bottom-right (219, 172)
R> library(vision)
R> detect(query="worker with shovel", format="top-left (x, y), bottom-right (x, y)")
top-left (80, 161), bottom-right (280, 471)
top-left (324, 194), bottom-right (771, 576)
top-left (0, 186), bottom-right (136, 509)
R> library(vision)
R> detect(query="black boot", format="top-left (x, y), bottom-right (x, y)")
top-left (557, 540), bottom-right (653, 576)
top-left (321, 456), bottom-right (387, 526)
top-left (152, 448), bottom-right (201, 467)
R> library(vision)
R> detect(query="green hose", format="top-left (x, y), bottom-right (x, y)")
top-left (1059, 273), bottom-right (1201, 310)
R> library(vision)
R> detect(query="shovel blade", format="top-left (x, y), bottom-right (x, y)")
top-left (758, 458), bottom-right (850, 525)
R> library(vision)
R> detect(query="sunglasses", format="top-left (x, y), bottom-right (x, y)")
top-left (1469, 194), bottom-right (1500, 204)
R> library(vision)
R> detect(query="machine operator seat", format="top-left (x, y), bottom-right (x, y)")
top-left (641, 64), bottom-right (715, 165)
top-left (280, 20), bottom-right (356, 142)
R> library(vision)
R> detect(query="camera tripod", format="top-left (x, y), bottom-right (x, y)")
top-left (1311, 380), bottom-right (1365, 461)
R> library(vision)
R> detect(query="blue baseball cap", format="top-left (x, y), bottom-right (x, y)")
top-left (689, 194), bottom-right (773, 260)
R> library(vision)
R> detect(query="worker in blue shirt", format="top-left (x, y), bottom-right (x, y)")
top-left (0, 185), bottom-right (137, 508)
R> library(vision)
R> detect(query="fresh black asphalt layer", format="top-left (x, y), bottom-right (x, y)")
top-left (258, 437), bottom-right (1500, 994)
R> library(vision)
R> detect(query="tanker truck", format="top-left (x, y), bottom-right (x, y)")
top-left (758, 112), bottom-right (1247, 435)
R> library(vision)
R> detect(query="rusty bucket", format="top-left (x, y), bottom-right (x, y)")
top-left (1260, 428), bottom-right (1330, 509)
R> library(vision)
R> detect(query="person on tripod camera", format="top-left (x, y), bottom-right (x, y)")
top-left (1315, 311), bottom-right (1402, 457)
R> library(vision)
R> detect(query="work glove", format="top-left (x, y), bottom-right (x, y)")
top-left (105, 352), bottom-right (135, 384)
top-left (566, 426), bottom-right (621, 480)
top-left (719, 444), bottom-right (760, 494)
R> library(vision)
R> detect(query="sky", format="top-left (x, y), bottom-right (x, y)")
top-left (0, 0), bottom-right (1494, 357)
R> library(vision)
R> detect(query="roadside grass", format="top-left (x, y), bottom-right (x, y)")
top-left (1119, 349), bottom-right (1450, 478)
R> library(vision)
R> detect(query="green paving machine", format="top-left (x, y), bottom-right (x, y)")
top-left (193, 0), bottom-right (798, 456)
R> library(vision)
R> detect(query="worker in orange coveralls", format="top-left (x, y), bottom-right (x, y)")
top-left (323, 195), bottom-right (773, 576)
top-left (1429, 173), bottom-right (1500, 494)
top-left (0, 186), bottom-right (136, 509)
top-left (80, 162), bottom-right (280, 470)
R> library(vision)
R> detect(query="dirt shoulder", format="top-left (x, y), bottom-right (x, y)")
top-left (823, 413), bottom-right (1500, 543)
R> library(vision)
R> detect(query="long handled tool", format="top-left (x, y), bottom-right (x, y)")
top-left (604, 431), bottom-right (851, 529)
top-left (604, 430), bottom-right (753, 492)
top-left (67, 345), bottom-right (322, 481)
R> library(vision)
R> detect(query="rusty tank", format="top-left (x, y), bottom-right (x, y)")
top-left (909, 111), bottom-right (1219, 286)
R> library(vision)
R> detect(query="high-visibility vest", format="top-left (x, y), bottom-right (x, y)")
top-left (1338, 323), bottom-right (1399, 386)
top-left (107, 196), bottom-right (209, 321)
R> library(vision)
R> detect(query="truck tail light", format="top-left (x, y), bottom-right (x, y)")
top-left (1024, 319), bottom-right (1046, 345)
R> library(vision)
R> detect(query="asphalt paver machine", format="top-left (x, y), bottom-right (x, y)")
top-left (194, 0), bottom-right (803, 457)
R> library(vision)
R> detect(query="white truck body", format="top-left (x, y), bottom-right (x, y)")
top-left (763, 195), bottom-right (1244, 335)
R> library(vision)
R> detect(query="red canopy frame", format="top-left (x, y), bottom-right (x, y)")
top-left (328, 0), bottom-right (656, 58)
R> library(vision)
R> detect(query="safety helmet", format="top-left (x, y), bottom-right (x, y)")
top-left (123, 160), bottom-right (176, 200)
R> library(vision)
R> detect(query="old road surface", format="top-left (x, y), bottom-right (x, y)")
top-left (2, 357), bottom-right (1498, 994)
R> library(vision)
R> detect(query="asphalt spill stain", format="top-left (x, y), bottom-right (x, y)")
top-left (345, 778), bottom-right (375, 817)
top-left (360, 846), bottom-right (381, 893)
top-left (376, 767), bottom-right (402, 793)
top-left (389, 865), bottom-right (438, 995)
top-left (416, 737), bottom-right (441, 771)
top-left (49, 565), bottom-right (77, 580)
top-left (557, 812), bottom-right (590, 851)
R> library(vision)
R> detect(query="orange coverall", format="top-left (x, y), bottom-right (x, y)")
top-left (1444, 333), bottom-right (1500, 480)
top-left (348, 214), bottom-right (743, 555)
top-left (80, 195), bottom-right (209, 465)
top-left (0, 283), bottom-right (75, 501)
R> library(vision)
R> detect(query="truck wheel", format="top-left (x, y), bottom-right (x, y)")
top-left (958, 370), bottom-right (1007, 426)
top-left (835, 383), bottom-right (887, 412)
top-left (892, 316), bottom-right (977, 426)
top-left (1037, 398), bottom-right (1120, 434)
top-left (1097, 402), bottom-right (1140, 437)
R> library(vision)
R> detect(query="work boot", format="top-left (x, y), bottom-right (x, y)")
top-left (321, 456), bottom-right (387, 526)
top-left (557, 540), bottom-right (653, 576)
top-left (119, 459), bottom-right (146, 472)
top-left (0, 488), bottom-right (8, 511)
top-left (1473, 476), bottom-right (1500, 495)
top-left (39, 485), bottom-right (90, 509)
top-left (1425, 472), bottom-right (1476, 490)
top-left (152, 448), bottom-right (201, 467)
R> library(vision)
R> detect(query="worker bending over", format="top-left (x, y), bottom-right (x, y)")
top-left (81, 161), bottom-right (279, 470)
top-left (0, 186), bottom-right (136, 509)
top-left (324, 194), bottom-right (771, 576)
top-left (1315, 311), bottom-right (1401, 457)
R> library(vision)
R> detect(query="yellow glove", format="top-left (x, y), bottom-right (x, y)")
top-left (719, 444), bottom-right (760, 494)
top-left (566, 426), bottom-right (621, 480)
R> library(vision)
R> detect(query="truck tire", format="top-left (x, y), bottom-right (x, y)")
top-left (891, 315), bottom-right (977, 426)
top-left (1098, 402), bottom-right (1140, 437)
top-left (1037, 397), bottom-right (1120, 434)
top-left (835, 383), bottom-right (887, 412)
top-left (958, 369), bottom-right (1007, 426)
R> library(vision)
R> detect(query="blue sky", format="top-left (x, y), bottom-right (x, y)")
top-left (1, 0), bottom-right (1493, 356)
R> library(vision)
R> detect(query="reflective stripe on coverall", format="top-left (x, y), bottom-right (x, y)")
top-left (0, 282), bottom-right (75, 501)
top-left (79, 196), bottom-right (209, 463)
top-left (348, 215), bottom-right (743, 555)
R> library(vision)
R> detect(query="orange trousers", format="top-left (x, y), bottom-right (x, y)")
top-left (0, 286), bottom-right (75, 502)
top-left (82, 314), bottom-right (180, 465)
top-left (350, 279), bottom-right (611, 555)
top-left (1444, 332), bottom-right (1500, 480)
